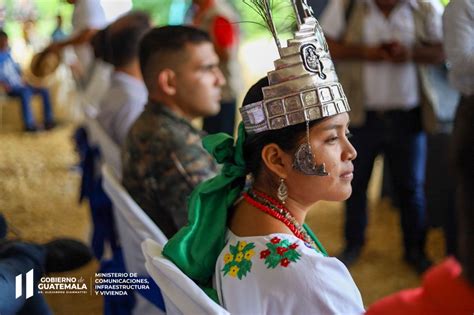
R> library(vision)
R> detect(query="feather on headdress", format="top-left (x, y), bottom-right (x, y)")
top-left (239, 0), bottom-right (351, 134)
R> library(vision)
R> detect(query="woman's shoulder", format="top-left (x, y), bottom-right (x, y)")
top-left (214, 232), bottom-right (365, 314)
top-left (217, 232), bottom-right (339, 279)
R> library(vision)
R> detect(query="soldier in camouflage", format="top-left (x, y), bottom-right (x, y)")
top-left (122, 26), bottom-right (226, 238)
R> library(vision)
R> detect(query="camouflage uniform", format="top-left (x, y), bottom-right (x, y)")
top-left (122, 101), bottom-right (218, 238)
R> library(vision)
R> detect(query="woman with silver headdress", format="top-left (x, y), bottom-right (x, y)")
top-left (162, 1), bottom-right (364, 313)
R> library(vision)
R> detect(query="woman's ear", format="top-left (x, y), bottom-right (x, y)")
top-left (261, 143), bottom-right (291, 179)
top-left (157, 68), bottom-right (177, 96)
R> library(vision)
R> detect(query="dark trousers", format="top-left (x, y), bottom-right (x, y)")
top-left (451, 94), bottom-right (474, 261)
top-left (8, 85), bottom-right (54, 129)
top-left (203, 100), bottom-right (236, 136)
top-left (345, 107), bottom-right (428, 255)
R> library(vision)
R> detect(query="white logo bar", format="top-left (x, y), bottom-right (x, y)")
top-left (26, 269), bottom-right (34, 299)
top-left (15, 269), bottom-right (34, 299)
top-left (15, 274), bottom-right (22, 299)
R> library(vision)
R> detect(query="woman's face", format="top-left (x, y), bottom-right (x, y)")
top-left (284, 113), bottom-right (357, 205)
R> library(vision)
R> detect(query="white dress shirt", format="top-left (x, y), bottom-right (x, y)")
top-left (97, 72), bottom-right (148, 146)
top-left (214, 231), bottom-right (365, 315)
top-left (320, 0), bottom-right (443, 110)
top-left (443, 0), bottom-right (474, 96)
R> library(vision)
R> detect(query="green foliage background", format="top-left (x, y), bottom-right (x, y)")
top-left (1, 0), bottom-right (295, 42)
top-left (1, 0), bottom-right (449, 43)
top-left (132, 0), bottom-right (178, 26)
top-left (2, 0), bottom-right (73, 41)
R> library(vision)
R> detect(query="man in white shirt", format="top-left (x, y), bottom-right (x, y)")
top-left (46, 0), bottom-right (107, 82)
top-left (320, 0), bottom-right (444, 273)
top-left (443, 0), bottom-right (474, 99)
top-left (443, 0), bottom-right (474, 264)
top-left (96, 12), bottom-right (150, 146)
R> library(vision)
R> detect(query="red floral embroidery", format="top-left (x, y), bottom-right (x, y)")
top-left (276, 247), bottom-right (288, 255)
top-left (280, 258), bottom-right (290, 267)
top-left (260, 249), bottom-right (271, 259)
top-left (270, 237), bottom-right (281, 244)
top-left (261, 238), bottom-right (301, 269)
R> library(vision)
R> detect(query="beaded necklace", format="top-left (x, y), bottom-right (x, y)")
top-left (243, 189), bottom-right (317, 248)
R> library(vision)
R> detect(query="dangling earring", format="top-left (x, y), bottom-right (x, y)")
top-left (292, 120), bottom-right (329, 176)
top-left (277, 178), bottom-right (288, 204)
top-left (244, 173), bottom-right (254, 191)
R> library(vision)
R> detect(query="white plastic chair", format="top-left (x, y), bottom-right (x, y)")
top-left (85, 117), bottom-right (122, 179)
top-left (102, 164), bottom-right (168, 315)
top-left (142, 239), bottom-right (230, 315)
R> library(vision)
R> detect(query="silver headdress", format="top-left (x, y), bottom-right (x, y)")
top-left (240, 0), bottom-right (350, 176)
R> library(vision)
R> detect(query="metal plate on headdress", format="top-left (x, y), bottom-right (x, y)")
top-left (300, 43), bottom-right (326, 79)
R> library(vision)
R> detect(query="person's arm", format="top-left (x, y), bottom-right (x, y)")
top-left (443, 0), bottom-right (474, 74)
top-left (46, 28), bottom-right (99, 53)
top-left (411, 43), bottom-right (444, 64)
top-left (320, 0), bottom-right (390, 62)
top-left (326, 38), bottom-right (391, 61)
top-left (147, 128), bottom-right (218, 229)
top-left (170, 133), bottom-right (218, 188)
top-left (372, 41), bottom-right (444, 64)
top-left (0, 57), bottom-right (17, 92)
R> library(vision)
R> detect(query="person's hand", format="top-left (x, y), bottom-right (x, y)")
top-left (362, 45), bottom-right (391, 61)
top-left (385, 42), bottom-right (412, 63)
top-left (44, 42), bottom-right (62, 54)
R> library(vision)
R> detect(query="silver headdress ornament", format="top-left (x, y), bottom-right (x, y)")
top-left (240, 0), bottom-right (350, 176)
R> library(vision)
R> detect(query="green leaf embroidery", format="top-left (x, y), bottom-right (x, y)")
top-left (285, 250), bottom-right (301, 261)
top-left (266, 255), bottom-right (281, 268)
top-left (260, 238), bottom-right (301, 269)
top-left (229, 244), bottom-right (238, 255)
top-left (221, 241), bottom-right (256, 279)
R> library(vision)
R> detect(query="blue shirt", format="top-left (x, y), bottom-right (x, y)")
top-left (0, 51), bottom-right (23, 88)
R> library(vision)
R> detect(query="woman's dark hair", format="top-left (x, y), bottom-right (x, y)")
top-left (242, 77), bottom-right (322, 176)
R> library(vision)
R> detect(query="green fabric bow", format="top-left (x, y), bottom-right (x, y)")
top-left (162, 122), bottom-right (247, 302)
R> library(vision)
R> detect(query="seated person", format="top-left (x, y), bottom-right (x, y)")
top-left (162, 8), bottom-right (364, 313)
top-left (122, 26), bottom-right (223, 238)
top-left (0, 213), bottom-right (92, 315)
top-left (0, 30), bottom-right (55, 132)
top-left (96, 12), bottom-right (151, 146)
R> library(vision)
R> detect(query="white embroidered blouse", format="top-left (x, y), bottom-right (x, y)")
top-left (213, 231), bottom-right (365, 315)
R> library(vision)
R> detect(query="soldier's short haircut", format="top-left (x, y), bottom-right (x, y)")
top-left (139, 25), bottom-right (211, 92)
